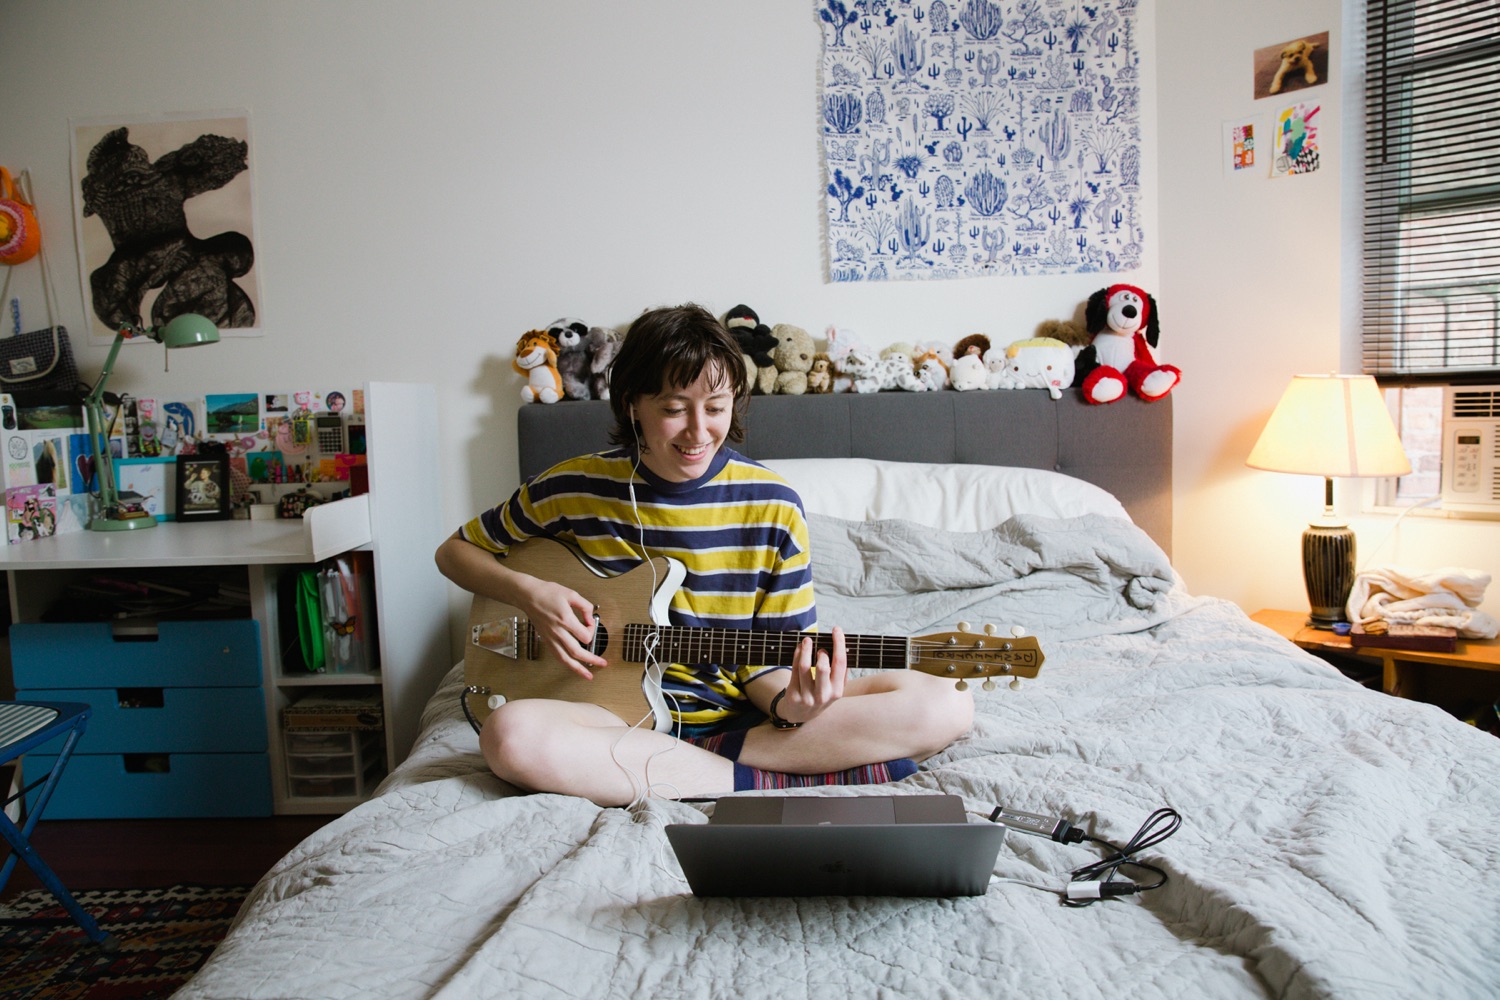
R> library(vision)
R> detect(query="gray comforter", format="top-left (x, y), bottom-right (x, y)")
top-left (181, 515), bottom-right (1500, 999)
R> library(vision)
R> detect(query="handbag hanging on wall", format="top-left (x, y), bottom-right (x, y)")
top-left (0, 168), bottom-right (82, 398)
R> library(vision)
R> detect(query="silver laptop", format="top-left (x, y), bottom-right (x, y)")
top-left (665, 794), bottom-right (1006, 898)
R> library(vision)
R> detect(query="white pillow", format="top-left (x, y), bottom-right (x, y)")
top-left (758, 457), bottom-right (1130, 530)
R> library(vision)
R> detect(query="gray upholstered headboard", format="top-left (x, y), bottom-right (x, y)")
top-left (518, 391), bottom-right (1173, 557)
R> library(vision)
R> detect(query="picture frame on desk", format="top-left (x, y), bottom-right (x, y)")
top-left (174, 453), bottom-right (231, 521)
top-left (115, 456), bottom-right (175, 521)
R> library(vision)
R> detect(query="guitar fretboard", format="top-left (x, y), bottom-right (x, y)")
top-left (621, 624), bottom-right (911, 670)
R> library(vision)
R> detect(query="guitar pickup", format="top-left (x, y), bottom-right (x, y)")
top-left (471, 617), bottom-right (519, 660)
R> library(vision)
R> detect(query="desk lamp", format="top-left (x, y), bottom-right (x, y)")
top-left (86, 313), bottom-right (219, 531)
top-left (1246, 373), bottom-right (1411, 626)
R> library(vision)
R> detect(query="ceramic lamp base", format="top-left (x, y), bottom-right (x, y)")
top-left (1303, 522), bottom-right (1355, 627)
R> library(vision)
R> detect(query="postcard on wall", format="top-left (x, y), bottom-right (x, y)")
top-left (70, 111), bottom-right (262, 342)
top-left (1222, 118), bottom-right (1263, 178)
top-left (1272, 102), bottom-right (1322, 178)
top-left (1253, 31), bottom-right (1330, 101)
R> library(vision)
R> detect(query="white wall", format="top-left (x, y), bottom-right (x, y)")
top-left (1158, 0), bottom-right (1500, 621)
top-left (3, 0), bottom-right (1494, 645)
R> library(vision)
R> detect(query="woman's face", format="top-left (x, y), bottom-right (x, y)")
top-left (632, 366), bottom-right (733, 483)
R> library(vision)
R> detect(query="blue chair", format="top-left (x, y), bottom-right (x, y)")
top-left (1, 701), bottom-right (115, 948)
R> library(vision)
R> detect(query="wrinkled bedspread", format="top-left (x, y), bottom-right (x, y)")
top-left (181, 515), bottom-right (1500, 999)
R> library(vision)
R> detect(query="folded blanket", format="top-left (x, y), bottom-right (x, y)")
top-left (1347, 564), bottom-right (1500, 638)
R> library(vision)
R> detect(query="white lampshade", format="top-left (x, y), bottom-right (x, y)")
top-left (1247, 374), bottom-right (1412, 478)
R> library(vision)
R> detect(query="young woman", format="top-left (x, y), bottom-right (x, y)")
top-left (436, 304), bottom-right (972, 807)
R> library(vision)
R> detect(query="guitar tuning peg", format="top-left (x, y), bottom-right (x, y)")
top-left (955, 679), bottom-right (969, 691)
top-left (982, 678), bottom-right (996, 692)
top-left (1010, 625), bottom-right (1026, 638)
top-left (983, 623), bottom-right (998, 635)
top-left (1008, 677), bottom-right (1022, 691)
top-left (956, 621), bottom-right (971, 632)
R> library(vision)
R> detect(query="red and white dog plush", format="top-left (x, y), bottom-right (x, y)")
top-left (1073, 284), bottom-right (1181, 405)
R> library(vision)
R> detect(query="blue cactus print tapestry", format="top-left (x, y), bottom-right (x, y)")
top-left (818, 0), bottom-right (1143, 281)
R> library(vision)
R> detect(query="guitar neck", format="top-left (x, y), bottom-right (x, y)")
top-left (622, 624), bottom-right (910, 670)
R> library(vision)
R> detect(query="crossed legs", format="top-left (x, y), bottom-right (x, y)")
top-left (480, 672), bottom-right (973, 808)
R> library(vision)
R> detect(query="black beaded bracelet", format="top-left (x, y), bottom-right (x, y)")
top-left (768, 689), bottom-right (802, 730)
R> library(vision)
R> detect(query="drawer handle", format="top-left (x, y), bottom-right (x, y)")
top-left (117, 688), bottom-right (164, 709)
top-left (122, 753), bottom-right (171, 774)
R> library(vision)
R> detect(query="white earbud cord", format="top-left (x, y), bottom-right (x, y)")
top-left (609, 417), bottom-right (684, 810)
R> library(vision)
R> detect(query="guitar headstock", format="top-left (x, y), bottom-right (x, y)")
top-left (910, 622), bottom-right (1044, 691)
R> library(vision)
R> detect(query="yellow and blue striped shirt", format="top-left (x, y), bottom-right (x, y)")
top-left (459, 446), bottom-right (817, 730)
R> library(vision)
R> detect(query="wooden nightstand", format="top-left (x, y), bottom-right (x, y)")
top-left (1251, 608), bottom-right (1500, 703)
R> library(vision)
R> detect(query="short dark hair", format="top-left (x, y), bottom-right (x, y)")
top-left (607, 303), bottom-right (750, 445)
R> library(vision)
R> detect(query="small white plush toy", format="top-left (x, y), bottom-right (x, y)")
top-left (989, 337), bottom-right (1075, 399)
top-left (824, 325), bottom-right (871, 393)
top-left (949, 353), bottom-right (988, 391)
top-left (840, 346), bottom-right (927, 393)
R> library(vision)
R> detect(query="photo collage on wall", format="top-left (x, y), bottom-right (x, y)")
top-left (818, 0), bottom-right (1145, 281)
top-left (1, 387), bottom-right (365, 540)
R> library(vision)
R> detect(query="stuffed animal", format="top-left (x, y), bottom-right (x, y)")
top-left (824, 326), bottom-right (870, 393)
top-left (990, 337), bottom-right (1075, 399)
top-left (586, 326), bottom-right (622, 400)
top-left (771, 324), bottom-right (817, 395)
top-left (841, 346), bottom-right (926, 393)
top-left (807, 352), bottom-right (835, 394)
top-left (1073, 284), bottom-right (1180, 405)
top-left (1036, 318), bottom-right (1090, 352)
top-left (949, 352), bottom-right (988, 391)
top-left (878, 344), bottom-right (927, 391)
top-left (913, 348), bottom-right (949, 392)
top-left (514, 330), bottom-right (562, 404)
top-left (548, 317), bottom-right (593, 400)
top-left (953, 333), bottom-right (991, 362)
top-left (724, 304), bottom-right (779, 395)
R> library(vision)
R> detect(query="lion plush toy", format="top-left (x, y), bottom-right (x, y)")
top-left (1073, 284), bottom-right (1180, 405)
top-left (807, 352), bottom-right (835, 393)
top-left (514, 330), bottom-right (562, 404)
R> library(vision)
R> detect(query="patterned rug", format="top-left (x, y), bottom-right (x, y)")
top-left (0, 884), bottom-right (248, 1000)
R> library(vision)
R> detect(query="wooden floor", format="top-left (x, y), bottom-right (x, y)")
top-left (1, 815), bottom-right (331, 903)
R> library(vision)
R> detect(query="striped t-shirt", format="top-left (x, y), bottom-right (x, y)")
top-left (459, 446), bottom-right (817, 732)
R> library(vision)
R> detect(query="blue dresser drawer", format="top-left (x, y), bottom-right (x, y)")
top-left (15, 687), bottom-right (266, 753)
top-left (10, 621), bottom-right (261, 688)
top-left (23, 752), bottom-right (272, 818)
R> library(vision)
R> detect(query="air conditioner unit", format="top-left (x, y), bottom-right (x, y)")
top-left (1440, 385), bottom-right (1500, 512)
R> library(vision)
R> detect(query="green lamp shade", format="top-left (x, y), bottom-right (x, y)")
top-left (157, 313), bottom-right (220, 348)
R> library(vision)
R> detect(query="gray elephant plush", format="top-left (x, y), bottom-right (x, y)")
top-left (587, 325), bottom-right (622, 400)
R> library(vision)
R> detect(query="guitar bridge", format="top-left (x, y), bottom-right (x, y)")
top-left (471, 617), bottom-right (520, 660)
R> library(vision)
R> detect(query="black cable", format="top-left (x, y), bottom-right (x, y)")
top-left (1063, 806), bottom-right (1181, 907)
top-left (460, 686), bottom-right (484, 734)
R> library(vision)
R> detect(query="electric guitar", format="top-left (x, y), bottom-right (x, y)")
top-left (462, 537), bottom-right (1045, 731)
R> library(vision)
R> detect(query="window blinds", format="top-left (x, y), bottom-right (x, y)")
top-left (1362, 0), bottom-right (1500, 381)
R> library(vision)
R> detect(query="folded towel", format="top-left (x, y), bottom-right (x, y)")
top-left (1347, 565), bottom-right (1499, 639)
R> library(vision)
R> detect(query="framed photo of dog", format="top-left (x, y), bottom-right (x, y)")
top-left (1253, 32), bottom-right (1330, 101)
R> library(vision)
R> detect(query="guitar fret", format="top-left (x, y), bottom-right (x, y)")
top-left (621, 623), bottom-right (913, 671)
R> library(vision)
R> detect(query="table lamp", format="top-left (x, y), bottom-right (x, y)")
top-left (1246, 373), bottom-right (1412, 627)
top-left (86, 314), bottom-right (220, 531)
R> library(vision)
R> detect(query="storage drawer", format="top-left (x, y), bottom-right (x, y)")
top-left (10, 620), bottom-right (261, 688)
top-left (284, 729), bottom-right (385, 800)
top-left (23, 751), bottom-right (272, 818)
top-left (15, 686), bottom-right (266, 753)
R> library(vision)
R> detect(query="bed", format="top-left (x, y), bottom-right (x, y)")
top-left (181, 391), bottom-right (1500, 999)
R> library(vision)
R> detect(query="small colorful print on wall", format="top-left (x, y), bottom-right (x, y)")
top-left (817, 0), bottom-right (1145, 281)
top-left (1272, 102), bottom-right (1321, 178)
